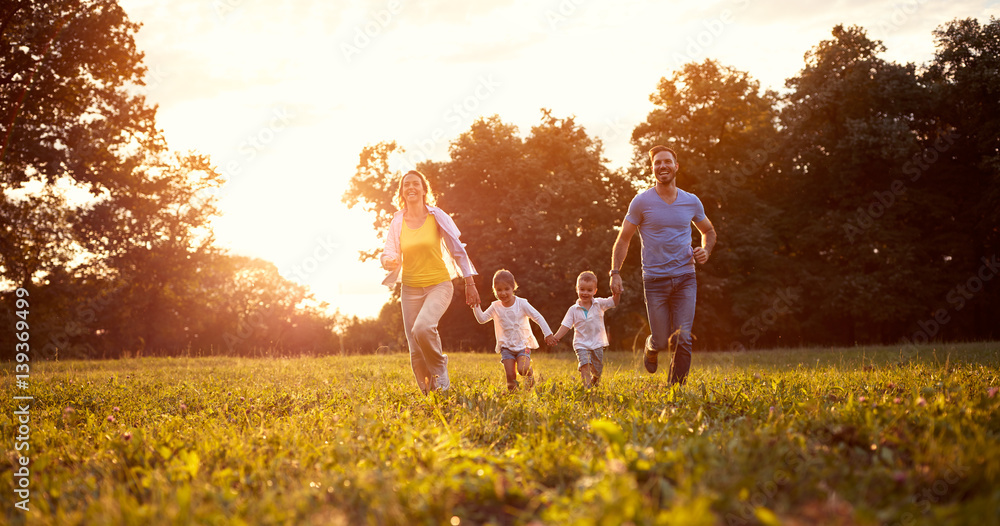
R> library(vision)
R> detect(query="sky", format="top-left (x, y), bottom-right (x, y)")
top-left (117, 0), bottom-right (999, 320)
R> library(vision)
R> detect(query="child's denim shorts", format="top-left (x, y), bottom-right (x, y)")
top-left (500, 347), bottom-right (530, 362)
top-left (575, 347), bottom-right (605, 374)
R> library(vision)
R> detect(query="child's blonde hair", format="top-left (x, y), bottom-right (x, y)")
top-left (493, 269), bottom-right (517, 291)
top-left (577, 271), bottom-right (598, 287)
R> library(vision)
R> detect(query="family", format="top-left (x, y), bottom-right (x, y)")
top-left (379, 145), bottom-right (717, 393)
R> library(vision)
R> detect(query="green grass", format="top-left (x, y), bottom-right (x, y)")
top-left (3, 343), bottom-right (999, 525)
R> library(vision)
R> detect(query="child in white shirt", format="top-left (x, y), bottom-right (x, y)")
top-left (473, 269), bottom-right (554, 391)
top-left (546, 271), bottom-right (620, 388)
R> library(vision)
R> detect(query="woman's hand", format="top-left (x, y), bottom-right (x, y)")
top-left (465, 282), bottom-right (480, 307)
top-left (381, 257), bottom-right (399, 271)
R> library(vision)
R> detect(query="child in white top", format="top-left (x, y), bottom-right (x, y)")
top-left (473, 269), bottom-right (554, 391)
top-left (546, 271), bottom-right (620, 388)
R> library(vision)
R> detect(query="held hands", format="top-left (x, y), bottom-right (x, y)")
top-left (545, 335), bottom-right (559, 346)
top-left (692, 247), bottom-right (710, 264)
top-left (610, 274), bottom-right (623, 295)
top-left (465, 282), bottom-right (480, 307)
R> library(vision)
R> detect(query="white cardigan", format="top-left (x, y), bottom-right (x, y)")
top-left (380, 205), bottom-right (477, 289)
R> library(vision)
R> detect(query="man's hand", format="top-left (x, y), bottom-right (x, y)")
top-left (610, 274), bottom-right (623, 295)
top-left (693, 247), bottom-right (710, 264)
top-left (545, 335), bottom-right (559, 346)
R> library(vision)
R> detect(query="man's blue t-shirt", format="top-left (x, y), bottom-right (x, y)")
top-left (624, 187), bottom-right (706, 280)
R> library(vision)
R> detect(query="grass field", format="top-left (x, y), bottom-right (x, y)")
top-left (3, 343), bottom-right (1000, 525)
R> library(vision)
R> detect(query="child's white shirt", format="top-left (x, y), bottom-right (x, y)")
top-left (473, 297), bottom-right (553, 353)
top-left (560, 297), bottom-right (616, 351)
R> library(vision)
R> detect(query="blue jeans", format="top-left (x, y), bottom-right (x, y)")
top-left (643, 272), bottom-right (697, 384)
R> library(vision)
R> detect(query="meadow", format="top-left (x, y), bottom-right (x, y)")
top-left (2, 343), bottom-right (999, 525)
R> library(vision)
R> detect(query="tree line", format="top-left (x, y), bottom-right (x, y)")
top-left (2, 2), bottom-right (997, 358)
top-left (1, 0), bottom-right (335, 359)
top-left (342, 19), bottom-right (1000, 353)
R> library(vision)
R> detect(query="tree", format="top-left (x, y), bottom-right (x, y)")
top-left (775, 25), bottom-right (933, 344)
top-left (921, 17), bottom-right (1000, 341)
top-left (1, 0), bottom-right (155, 285)
top-left (0, 1), bottom-right (341, 359)
top-left (341, 141), bottom-right (404, 261)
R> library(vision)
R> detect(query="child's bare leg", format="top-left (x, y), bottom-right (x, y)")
top-left (516, 354), bottom-right (534, 388)
top-left (580, 364), bottom-right (593, 388)
top-left (502, 359), bottom-right (518, 391)
top-left (589, 364), bottom-right (600, 386)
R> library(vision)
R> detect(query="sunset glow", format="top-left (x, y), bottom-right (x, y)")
top-left (119, 0), bottom-right (1000, 319)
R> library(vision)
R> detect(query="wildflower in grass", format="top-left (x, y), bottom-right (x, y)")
top-left (113, 406), bottom-right (120, 412)
top-left (894, 397), bottom-right (903, 404)
top-left (916, 397), bottom-right (927, 407)
top-left (989, 387), bottom-right (998, 398)
top-left (607, 458), bottom-right (627, 475)
top-left (122, 432), bottom-right (132, 441)
top-left (179, 403), bottom-right (188, 412)
top-left (107, 415), bottom-right (115, 423)
top-left (858, 396), bottom-right (867, 403)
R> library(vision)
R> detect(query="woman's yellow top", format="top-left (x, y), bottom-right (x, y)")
top-left (400, 215), bottom-right (451, 287)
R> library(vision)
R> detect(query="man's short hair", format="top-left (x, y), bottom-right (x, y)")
top-left (648, 145), bottom-right (678, 165)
